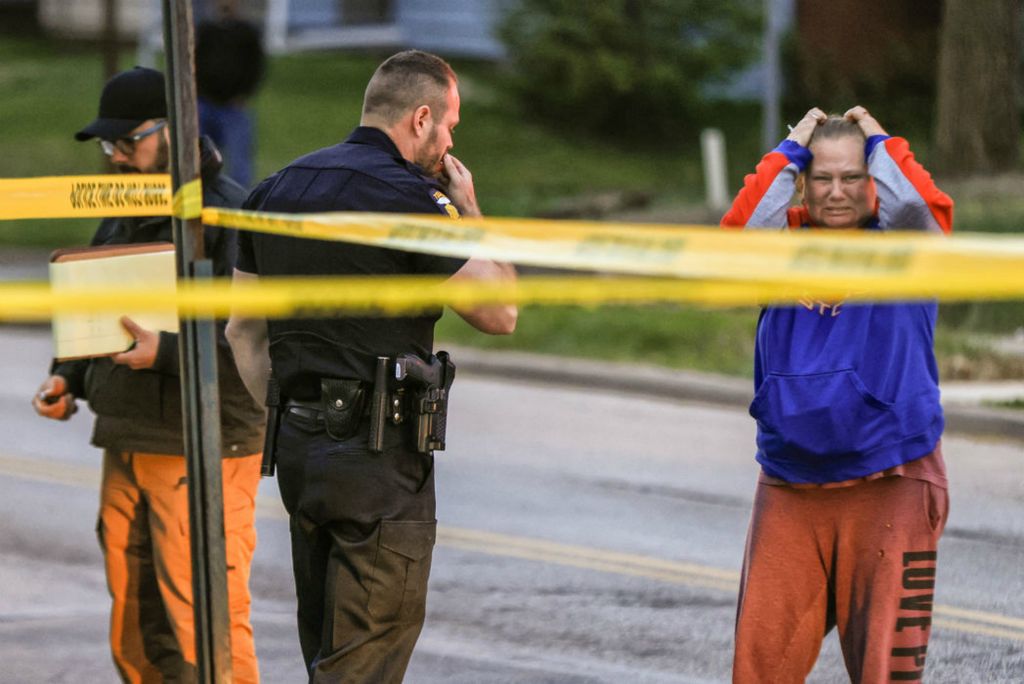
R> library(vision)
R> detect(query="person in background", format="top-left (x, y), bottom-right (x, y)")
top-left (196, 16), bottom-right (266, 188)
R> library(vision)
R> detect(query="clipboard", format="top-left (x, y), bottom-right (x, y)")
top-left (49, 242), bottom-right (179, 361)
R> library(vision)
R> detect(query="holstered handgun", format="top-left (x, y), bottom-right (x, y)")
top-left (394, 351), bottom-right (456, 455)
top-left (261, 374), bottom-right (281, 477)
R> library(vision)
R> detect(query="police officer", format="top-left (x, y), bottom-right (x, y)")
top-left (226, 50), bottom-right (517, 682)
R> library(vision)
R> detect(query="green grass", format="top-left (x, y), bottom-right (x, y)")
top-left (249, 52), bottom-right (716, 217)
top-left (0, 40), bottom-right (722, 243)
top-left (956, 199), bottom-right (1024, 234)
top-left (0, 39), bottom-right (115, 246)
top-left (436, 303), bottom-right (760, 376)
top-left (989, 398), bottom-right (1024, 410)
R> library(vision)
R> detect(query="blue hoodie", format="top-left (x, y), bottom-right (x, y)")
top-left (722, 135), bottom-right (954, 483)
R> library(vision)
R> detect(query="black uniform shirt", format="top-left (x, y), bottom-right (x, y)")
top-left (237, 126), bottom-right (466, 399)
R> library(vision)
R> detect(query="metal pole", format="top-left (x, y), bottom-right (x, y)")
top-left (761, 0), bottom-right (782, 153)
top-left (102, 0), bottom-right (120, 80)
top-left (161, 1), bottom-right (233, 681)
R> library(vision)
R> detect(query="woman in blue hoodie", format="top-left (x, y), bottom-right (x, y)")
top-left (722, 106), bottom-right (953, 683)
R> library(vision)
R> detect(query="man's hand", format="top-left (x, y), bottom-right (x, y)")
top-left (32, 375), bottom-right (77, 421)
top-left (786, 107), bottom-right (827, 147)
top-left (843, 106), bottom-right (887, 138)
top-left (441, 153), bottom-right (481, 218)
top-left (112, 316), bottom-right (158, 369)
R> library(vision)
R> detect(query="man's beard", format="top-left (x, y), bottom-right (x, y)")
top-left (414, 126), bottom-right (443, 178)
top-left (115, 134), bottom-right (170, 174)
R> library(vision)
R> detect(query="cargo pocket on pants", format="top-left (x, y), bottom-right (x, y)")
top-left (366, 520), bottom-right (436, 624)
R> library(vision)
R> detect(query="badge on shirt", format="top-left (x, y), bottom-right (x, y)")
top-left (432, 190), bottom-right (461, 219)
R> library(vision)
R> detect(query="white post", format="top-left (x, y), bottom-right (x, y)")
top-left (701, 128), bottom-right (729, 213)
top-left (136, 0), bottom-right (163, 67)
top-left (265, 0), bottom-right (289, 53)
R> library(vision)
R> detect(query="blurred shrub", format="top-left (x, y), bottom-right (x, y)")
top-left (498, 0), bottom-right (761, 144)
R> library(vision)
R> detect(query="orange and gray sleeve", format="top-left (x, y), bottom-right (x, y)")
top-left (721, 140), bottom-right (811, 230)
top-left (867, 136), bottom-right (954, 234)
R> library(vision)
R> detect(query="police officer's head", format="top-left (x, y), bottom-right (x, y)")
top-left (75, 67), bottom-right (172, 175)
top-left (361, 50), bottom-right (459, 178)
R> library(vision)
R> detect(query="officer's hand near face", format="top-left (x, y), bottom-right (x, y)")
top-left (843, 105), bottom-right (888, 138)
top-left (787, 107), bottom-right (827, 147)
top-left (441, 153), bottom-right (482, 217)
top-left (33, 374), bottom-right (77, 420)
top-left (112, 316), bottom-right (159, 370)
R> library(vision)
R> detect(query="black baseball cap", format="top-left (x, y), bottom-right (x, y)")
top-left (75, 67), bottom-right (167, 141)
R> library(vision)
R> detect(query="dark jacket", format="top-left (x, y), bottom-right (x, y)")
top-left (52, 137), bottom-right (264, 456)
top-left (237, 126), bottom-right (466, 399)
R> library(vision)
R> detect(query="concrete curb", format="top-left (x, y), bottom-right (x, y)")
top-left (447, 345), bottom-right (1024, 443)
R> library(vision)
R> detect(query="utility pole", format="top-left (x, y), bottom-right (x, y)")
top-left (161, 1), bottom-right (233, 681)
top-left (761, 0), bottom-right (792, 152)
top-left (102, 0), bottom-right (120, 80)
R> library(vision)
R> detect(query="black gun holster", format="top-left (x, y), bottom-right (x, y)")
top-left (398, 351), bottom-right (456, 456)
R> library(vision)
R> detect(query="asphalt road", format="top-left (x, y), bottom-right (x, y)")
top-left (0, 327), bottom-right (1021, 683)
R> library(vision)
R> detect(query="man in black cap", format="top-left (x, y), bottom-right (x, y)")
top-left (31, 67), bottom-right (266, 684)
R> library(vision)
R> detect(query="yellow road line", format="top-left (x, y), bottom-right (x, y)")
top-left (0, 452), bottom-right (100, 488)
top-left (932, 617), bottom-right (1024, 643)
top-left (2, 453), bottom-right (1020, 642)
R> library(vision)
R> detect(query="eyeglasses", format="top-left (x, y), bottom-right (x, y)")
top-left (98, 120), bottom-right (167, 157)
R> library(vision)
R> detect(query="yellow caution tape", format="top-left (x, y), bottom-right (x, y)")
top-left (2, 175), bottom-right (1023, 312)
top-left (0, 174), bottom-right (208, 220)
top-left (0, 174), bottom-right (172, 220)
top-left (202, 207), bottom-right (1024, 290)
top-left (171, 178), bottom-right (202, 219)
top-left (0, 270), bottom-right (1021, 322)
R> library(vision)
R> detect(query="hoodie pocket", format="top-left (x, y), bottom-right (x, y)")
top-left (750, 369), bottom-right (895, 458)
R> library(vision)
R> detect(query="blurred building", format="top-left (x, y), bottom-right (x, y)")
top-left (37, 0), bottom-right (514, 59)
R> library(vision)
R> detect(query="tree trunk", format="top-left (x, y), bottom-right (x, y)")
top-left (934, 0), bottom-right (1020, 176)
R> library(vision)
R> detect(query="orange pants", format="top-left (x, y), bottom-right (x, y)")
top-left (733, 475), bottom-right (948, 683)
top-left (98, 450), bottom-right (261, 684)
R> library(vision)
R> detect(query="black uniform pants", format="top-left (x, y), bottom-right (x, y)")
top-left (275, 407), bottom-right (437, 684)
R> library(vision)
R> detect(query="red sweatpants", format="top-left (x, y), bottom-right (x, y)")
top-left (733, 475), bottom-right (948, 683)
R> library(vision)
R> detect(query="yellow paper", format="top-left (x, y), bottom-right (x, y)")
top-left (49, 244), bottom-right (179, 360)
